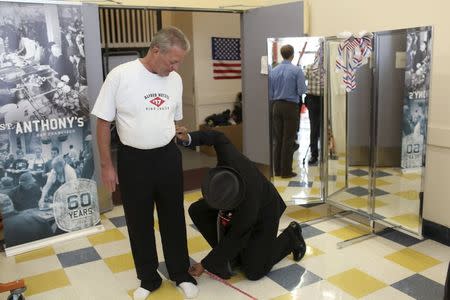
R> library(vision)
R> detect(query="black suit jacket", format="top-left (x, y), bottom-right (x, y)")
top-left (188, 130), bottom-right (286, 270)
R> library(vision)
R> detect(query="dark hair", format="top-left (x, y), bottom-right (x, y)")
top-left (280, 44), bottom-right (294, 60)
top-left (51, 147), bottom-right (59, 154)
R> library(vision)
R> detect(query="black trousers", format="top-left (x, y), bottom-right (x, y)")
top-left (189, 199), bottom-right (294, 280)
top-left (118, 141), bottom-right (195, 291)
top-left (305, 94), bottom-right (322, 159)
top-left (272, 101), bottom-right (299, 176)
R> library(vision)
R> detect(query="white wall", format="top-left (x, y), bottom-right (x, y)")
top-left (309, 0), bottom-right (450, 227)
top-left (162, 11), bottom-right (241, 130)
top-left (192, 12), bottom-right (241, 128)
top-left (162, 11), bottom-right (197, 131)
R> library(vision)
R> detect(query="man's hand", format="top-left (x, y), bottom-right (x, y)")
top-left (189, 263), bottom-right (205, 277)
top-left (175, 125), bottom-right (189, 142)
top-left (101, 163), bottom-right (119, 193)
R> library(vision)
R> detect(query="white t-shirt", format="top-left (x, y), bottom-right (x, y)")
top-left (91, 59), bottom-right (183, 149)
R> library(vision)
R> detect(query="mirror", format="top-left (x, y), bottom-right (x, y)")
top-left (324, 39), bottom-right (350, 202)
top-left (323, 26), bottom-right (432, 237)
top-left (371, 27), bottom-right (432, 235)
top-left (325, 37), bottom-right (372, 215)
top-left (266, 27), bottom-right (431, 237)
top-left (267, 36), bottom-right (324, 204)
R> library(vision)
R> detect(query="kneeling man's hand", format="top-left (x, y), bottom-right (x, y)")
top-left (189, 263), bottom-right (205, 277)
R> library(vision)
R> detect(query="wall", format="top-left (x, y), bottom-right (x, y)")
top-left (161, 11), bottom-right (241, 131)
top-left (241, 1), bottom-right (304, 165)
top-left (162, 11), bottom-right (197, 131)
top-left (82, 3), bottom-right (113, 212)
top-left (309, 0), bottom-right (450, 227)
top-left (192, 12), bottom-right (242, 128)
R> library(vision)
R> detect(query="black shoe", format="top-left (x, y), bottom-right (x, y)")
top-left (281, 172), bottom-right (297, 179)
top-left (289, 221), bottom-right (306, 262)
top-left (210, 264), bottom-right (233, 279)
top-left (308, 158), bottom-right (318, 165)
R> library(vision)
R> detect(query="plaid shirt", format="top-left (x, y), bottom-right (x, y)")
top-left (305, 64), bottom-right (324, 96)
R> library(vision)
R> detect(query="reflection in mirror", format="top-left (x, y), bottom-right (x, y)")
top-left (372, 27), bottom-right (432, 235)
top-left (323, 27), bottom-right (431, 237)
top-left (326, 38), bottom-right (372, 214)
top-left (267, 37), bottom-right (324, 204)
top-left (325, 40), bottom-right (349, 202)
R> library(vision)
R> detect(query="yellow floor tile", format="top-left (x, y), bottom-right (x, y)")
top-left (23, 269), bottom-right (70, 297)
top-left (104, 252), bottom-right (135, 273)
top-left (296, 245), bottom-right (324, 261)
top-left (342, 197), bottom-right (368, 209)
top-left (309, 187), bottom-right (320, 196)
top-left (385, 248), bottom-right (441, 272)
top-left (287, 208), bottom-right (321, 222)
top-left (327, 268), bottom-right (386, 298)
top-left (337, 170), bottom-right (346, 176)
top-left (271, 294), bottom-right (295, 300)
top-left (15, 247), bottom-right (55, 263)
top-left (329, 225), bottom-right (370, 241)
top-left (401, 173), bottom-right (422, 180)
top-left (342, 197), bottom-right (387, 209)
top-left (389, 213), bottom-right (420, 229)
top-left (334, 181), bottom-right (346, 190)
top-left (394, 190), bottom-right (420, 200)
top-left (88, 228), bottom-right (126, 246)
top-left (187, 236), bottom-right (211, 253)
top-left (349, 177), bottom-right (369, 187)
top-left (276, 186), bottom-right (287, 193)
top-left (226, 271), bottom-right (246, 284)
top-left (184, 191), bottom-right (202, 203)
top-left (375, 178), bottom-right (391, 186)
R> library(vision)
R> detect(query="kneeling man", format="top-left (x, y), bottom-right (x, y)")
top-left (177, 129), bottom-right (306, 280)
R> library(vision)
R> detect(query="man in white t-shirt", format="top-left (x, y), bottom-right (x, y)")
top-left (91, 27), bottom-right (198, 299)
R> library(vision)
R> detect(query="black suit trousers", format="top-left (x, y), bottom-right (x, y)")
top-left (118, 142), bottom-right (195, 290)
top-left (305, 94), bottom-right (321, 159)
top-left (272, 101), bottom-right (299, 176)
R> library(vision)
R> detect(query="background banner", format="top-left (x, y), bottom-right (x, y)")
top-left (401, 27), bottom-right (432, 170)
top-left (0, 1), bottom-right (100, 251)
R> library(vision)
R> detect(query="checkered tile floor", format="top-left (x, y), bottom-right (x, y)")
top-left (272, 114), bottom-right (422, 234)
top-left (1, 192), bottom-right (448, 300)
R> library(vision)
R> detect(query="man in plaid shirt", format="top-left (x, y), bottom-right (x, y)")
top-left (304, 63), bottom-right (324, 165)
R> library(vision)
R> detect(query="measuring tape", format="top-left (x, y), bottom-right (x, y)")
top-left (205, 270), bottom-right (258, 300)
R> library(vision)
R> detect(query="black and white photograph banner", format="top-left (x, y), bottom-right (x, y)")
top-left (401, 27), bottom-right (432, 170)
top-left (0, 1), bottom-right (100, 252)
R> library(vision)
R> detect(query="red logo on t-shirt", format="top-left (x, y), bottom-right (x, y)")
top-left (149, 97), bottom-right (165, 107)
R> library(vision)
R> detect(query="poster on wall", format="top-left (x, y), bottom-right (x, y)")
top-left (401, 27), bottom-right (432, 170)
top-left (0, 1), bottom-right (101, 253)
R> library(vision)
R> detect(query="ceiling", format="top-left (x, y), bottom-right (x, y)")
top-left (81, 0), bottom-right (300, 12)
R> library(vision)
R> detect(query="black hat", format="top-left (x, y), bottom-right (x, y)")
top-left (201, 166), bottom-right (245, 210)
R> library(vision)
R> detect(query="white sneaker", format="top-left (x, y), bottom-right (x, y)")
top-left (178, 282), bottom-right (199, 299)
top-left (133, 287), bottom-right (150, 300)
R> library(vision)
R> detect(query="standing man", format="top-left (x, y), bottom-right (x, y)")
top-left (269, 44), bottom-right (307, 178)
top-left (304, 58), bottom-right (324, 166)
top-left (91, 27), bottom-right (198, 299)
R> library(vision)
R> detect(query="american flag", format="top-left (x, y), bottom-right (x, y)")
top-left (211, 37), bottom-right (241, 80)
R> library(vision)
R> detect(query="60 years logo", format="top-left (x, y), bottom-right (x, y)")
top-left (53, 179), bottom-right (100, 232)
